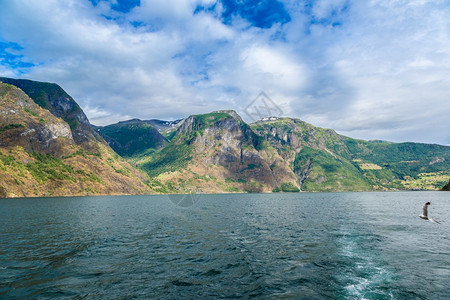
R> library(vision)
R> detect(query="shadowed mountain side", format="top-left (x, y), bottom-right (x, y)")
top-left (94, 119), bottom-right (168, 157)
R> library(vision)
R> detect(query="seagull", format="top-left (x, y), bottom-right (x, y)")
top-left (419, 202), bottom-right (440, 224)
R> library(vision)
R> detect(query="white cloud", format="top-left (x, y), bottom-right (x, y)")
top-left (0, 0), bottom-right (449, 144)
top-left (284, 0), bottom-right (450, 143)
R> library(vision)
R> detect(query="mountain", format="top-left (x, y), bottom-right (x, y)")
top-left (1, 77), bottom-right (448, 196)
top-left (134, 111), bottom-right (299, 193)
top-left (252, 117), bottom-right (449, 191)
top-left (0, 77), bottom-right (100, 147)
top-left (0, 82), bottom-right (74, 156)
top-left (0, 80), bottom-right (151, 198)
top-left (94, 119), bottom-right (168, 157)
top-left (121, 114), bottom-right (449, 193)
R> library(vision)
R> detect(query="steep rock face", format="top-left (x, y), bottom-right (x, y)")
top-left (0, 77), bottom-right (99, 146)
top-left (141, 112), bottom-right (298, 193)
top-left (0, 82), bottom-right (151, 198)
top-left (252, 117), bottom-right (346, 160)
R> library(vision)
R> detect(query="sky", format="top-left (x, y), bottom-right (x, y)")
top-left (0, 0), bottom-right (449, 145)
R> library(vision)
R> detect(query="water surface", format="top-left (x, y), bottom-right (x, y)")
top-left (1, 192), bottom-right (449, 299)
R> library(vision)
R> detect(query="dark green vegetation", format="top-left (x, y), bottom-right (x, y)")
top-left (294, 147), bottom-right (372, 191)
top-left (0, 123), bottom-right (24, 133)
top-left (280, 182), bottom-right (300, 192)
top-left (95, 120), bottom-right (167, 157)
top-left (442, 180), bottom-right (450, 191)
top-left (141, 141), bottom-right (193, 177)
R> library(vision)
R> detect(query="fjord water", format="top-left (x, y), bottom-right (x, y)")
top-left (1, 192), bottom-right (449, 299)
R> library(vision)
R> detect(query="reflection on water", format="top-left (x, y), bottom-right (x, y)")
top-left (0, 192), bottom-right (449, 299)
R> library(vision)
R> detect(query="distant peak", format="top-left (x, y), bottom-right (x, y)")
top-left (118, 118), bottom-right (142, 124)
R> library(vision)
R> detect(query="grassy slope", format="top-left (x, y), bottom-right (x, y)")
top-left (0, 144), bottom-right (152, 197)
top-left (294, 147), bottom-right (372, 191)
top-left (340, 139), bottom-right (450, 190)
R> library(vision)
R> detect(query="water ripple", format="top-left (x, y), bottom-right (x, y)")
top-left (1, 192), bottom-right (449, 299)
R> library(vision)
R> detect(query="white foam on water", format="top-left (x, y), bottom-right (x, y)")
top-left (337, 230), bottom-right (395, 299)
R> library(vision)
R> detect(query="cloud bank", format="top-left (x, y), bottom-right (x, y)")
top-left (0, 0), bottom-right (449, 145)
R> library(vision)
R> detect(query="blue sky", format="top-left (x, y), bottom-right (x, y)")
top-left (0, 0), bottom-right (449, 145)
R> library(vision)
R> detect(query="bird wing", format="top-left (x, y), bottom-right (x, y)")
top-left (429, 218), bottom-right (441, 224)
top-left (422, 204), bottom-right (428, 217)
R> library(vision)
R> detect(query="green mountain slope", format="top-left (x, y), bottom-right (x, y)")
top-left (251, 117), bottom-right (450, 191)
top-left (293, 146), bottom-right (373, 191)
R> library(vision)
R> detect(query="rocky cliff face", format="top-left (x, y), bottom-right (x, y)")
top-left (251, 117), bottom-right (345, 160)
top-left (0, 82), bottom-right (151, 198)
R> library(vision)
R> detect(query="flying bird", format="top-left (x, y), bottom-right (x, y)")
top-left (419, 202), bottom-right (440, 224)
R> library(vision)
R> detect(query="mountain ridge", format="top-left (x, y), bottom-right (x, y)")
top-left (1, 77), bottom-right (448, 197)
top-left (107, 112), bottom-right (449, 193)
